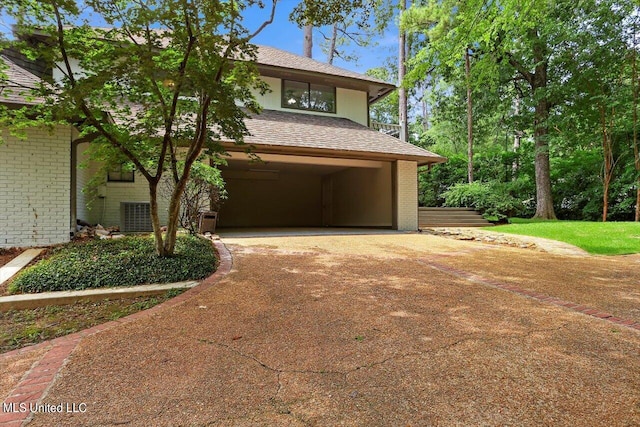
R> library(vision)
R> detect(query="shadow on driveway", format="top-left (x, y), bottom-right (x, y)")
top-left (22, 234), bottom-right (640, 426)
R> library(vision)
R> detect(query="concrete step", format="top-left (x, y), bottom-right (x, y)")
top-left (419, 213), bottom-right (486, 220)
top-left (420, 223), bottom-right (491, 228)
top-left (419, 207), bottom-right (476, 212)
top-left (422, 219), bottom-right (491, 225)
top-left (418, 207), bottom-right (492, 228)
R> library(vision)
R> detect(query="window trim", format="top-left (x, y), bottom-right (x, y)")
top-left (107, 164), bottom-right (135, 183)
top-left (281, 79), bottom-right (337, 114)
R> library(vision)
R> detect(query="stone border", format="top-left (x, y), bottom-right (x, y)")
top-left (422, 227), bottom-right (589, 256)
top-left (0, 281), bottom-right (198, 312)
top-left (0, 239), bottom-right (233, 426)
top-left (423, 259), bottom-right (640, 332)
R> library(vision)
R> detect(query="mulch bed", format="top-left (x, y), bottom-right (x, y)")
top-left (0, 248), bottom-right (53, 296)
top-left (0, 248), bottom-right (24, 297)
top-left (0, 248), bottom-right (22, 269)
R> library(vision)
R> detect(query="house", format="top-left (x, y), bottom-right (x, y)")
top-left (0, 45), bottom-right (444, 248)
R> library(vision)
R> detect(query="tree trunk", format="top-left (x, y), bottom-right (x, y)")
top-left (327, 24), bottom-right (338, 64)
top-left (600, 106), bottom-right (612, 222)
top-left (530, 33), bottom-right (556, 220)
top-left (304, 24), bottom-right (313, 58)
top-left (465, 48), bottom-right (473, 183)
top-left (148, 180), bottom-right (166, 256)
top-left (421, 96), bottom-right (428, 131)
top-left (398, 0), bottom-right (408, 142)
top-left (210, 156), bottom-right (217, 212)
top-left (532, 97), bottom-right (556, 219)
top-left (633, 28), bottom-right (640, 221)
top-left (163, 185), bottom-right (184, 255)
top-left (513, 96), bottom-right (521, 176)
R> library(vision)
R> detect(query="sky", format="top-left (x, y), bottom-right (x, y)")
top-left (243, 0), bottom-right (400, 75)
top-left (0, 0), bottom-right (401, 79)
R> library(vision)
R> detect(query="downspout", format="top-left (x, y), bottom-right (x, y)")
top-left (391, 161), bottom-right (398, 230)
top-left (70, 130), bottom-right (78, 238)
top-left (367, 95), bottom-right (371, 129)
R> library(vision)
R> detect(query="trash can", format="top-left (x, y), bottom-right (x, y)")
top-left (198, 211), bottom-right (218, 234)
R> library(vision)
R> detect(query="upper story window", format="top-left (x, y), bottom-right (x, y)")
top-left (107, 164), bottom-right (134, 182)
top-left (282, 80), bottom-right (336, 113)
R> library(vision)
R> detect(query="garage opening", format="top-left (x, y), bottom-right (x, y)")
top-left (217, 153), bottom-right (393, 229)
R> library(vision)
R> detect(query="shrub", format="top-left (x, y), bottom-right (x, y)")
top-left (442, 181), bottom-right (524, 220)
top-left (160, 160), bottom-right (227, 234)
top-left (9, 234), bottom-right (216, 294)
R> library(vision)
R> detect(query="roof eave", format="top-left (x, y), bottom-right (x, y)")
top-left (219, 141), bottom-right (446, 166)
top-left (369, 86), bottom-right (396, 105)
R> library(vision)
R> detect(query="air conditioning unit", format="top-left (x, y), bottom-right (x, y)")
top-left (120, 202), bottom-right (152, 232)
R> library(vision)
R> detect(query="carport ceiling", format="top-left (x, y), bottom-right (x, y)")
top-left (223, 159), bottom-right (348, 175)
top-left (222, 152), bottom-right (386, 176)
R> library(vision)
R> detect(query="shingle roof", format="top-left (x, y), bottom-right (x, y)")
top-left (255, 45), bottom-right (391, 87)
top-left (0, 55), bottom-right (43, 106)
top-left (223, 109), bottom-right (445, 164)
top-left (76, 28), bottom-right (391, 87)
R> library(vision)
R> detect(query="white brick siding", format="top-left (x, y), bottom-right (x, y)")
top-left (0, 126), bottom-right (72, 248)
top-left (395, 160), bottom-right (418, 231)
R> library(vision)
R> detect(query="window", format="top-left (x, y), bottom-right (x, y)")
top-left (282, 80), bottom-right (336, 113)
top-left (107, 164), bottom-right (134, 182)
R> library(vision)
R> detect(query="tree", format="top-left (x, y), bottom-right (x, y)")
top-left (161, 159), bottom-right (227, 235)
top-left (555, 0), bottom-right (634, 221)
top-left (366, 65), bottom-right (399, 124)
top-left (304, 24), bottom-right (313, 58)
top-left (291, 0), bottom-right (394, 65)
top-left (632, 16), bottom-right (640, 221)
top-left (464, 47), bottom-right (473, 183)
top-left (398, 0), bottom-right (409, 142)
top-left (401, 1), bottom-right (482, 183)
top-left (404, 0), bottom-right (637, 220)
top-left (1, 0), bottom-right (276, 256)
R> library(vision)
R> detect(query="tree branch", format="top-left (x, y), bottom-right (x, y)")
top-left (506, 52), bottom-right (533, 85)
top-left (248, 0), bottom-right (277, 40)
top-left (51, 0), bottom-right (153, 181)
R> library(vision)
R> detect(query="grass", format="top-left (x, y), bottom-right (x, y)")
top-left (486, 219), bottom-right (640, 255)
top-left (0, 289), bottom-right (183, 353)
top-left (9, 234), bottom-right (216, 294)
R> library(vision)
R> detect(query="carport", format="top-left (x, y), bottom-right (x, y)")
top-left (218, 152), bottom-right (393, 228)
top-left (216, 109), bottom-right (444, 231)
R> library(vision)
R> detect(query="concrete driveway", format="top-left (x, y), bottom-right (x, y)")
top-left (12, 234), bottom-right (640, 425)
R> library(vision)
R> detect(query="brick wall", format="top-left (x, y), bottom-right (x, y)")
top-left (0, 126), bottom-right (71, 248)
top-left (395, 160), bottom-right (418, 231)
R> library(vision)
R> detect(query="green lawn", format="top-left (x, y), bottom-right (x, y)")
top-left (486, 219), bottom-right (640, 255)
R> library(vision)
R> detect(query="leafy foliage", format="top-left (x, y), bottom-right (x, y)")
top-left (161, 159), bottom-right (227, 234)
top-left (0, 0), bottom-right (276, 256)
top-left (9, 235), bottom-right (216, 293)
top-left (441, 181), bottom-right (524, 221)
top-left (403, 0), bottom-right (639, 221)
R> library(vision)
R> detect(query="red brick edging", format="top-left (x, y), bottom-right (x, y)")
top-left (424, 259), bottom-right (640, 332)
top-left (0, 239), bottom-right (233, 427)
